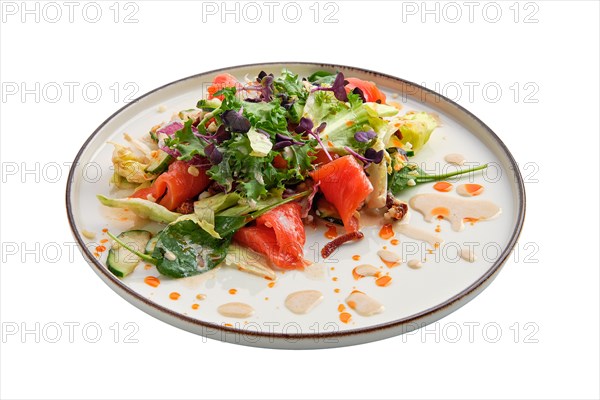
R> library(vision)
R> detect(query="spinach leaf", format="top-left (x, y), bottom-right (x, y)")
top-left (152, 219), bottom-right (231, 278)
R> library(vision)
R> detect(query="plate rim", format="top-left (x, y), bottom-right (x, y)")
top-left (65, 61), bottom-right (526, 343)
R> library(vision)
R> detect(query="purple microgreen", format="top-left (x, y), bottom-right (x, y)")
top-left (242, 73), bottom-right (274, 102)
top-left (311, 72), bottom-right (349, 102)
top-left (364, 148), bottom-right (384, 164)
top-left (260, 74), bottom-right (274, 102)
top-left (273, 133), bottom-right (305, 150)
top-left (204, 143), bottom-right (223, 165)
top-left (354, 130), bottom-right (377, 143)
top-left (275, 133), bottom-right (304, 145)
top-left (296, 117), bottom-right (332, 162)
top-left (214, 125), bottom-right (231, 143)
top-left (273, 141), bottom-right (294, 150)
top-left (344, 147), bottom-right (384, 166)
top-left (295, 117), bottom-right (314, 134)
top-left (257, 70), bottom-right (267, 81)
top-left (221, 107), bottom-right (250, 133)
top-left (315, 122), bottom-right (327, 134)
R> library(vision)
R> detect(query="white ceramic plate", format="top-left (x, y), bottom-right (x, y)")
top-left (66, 62), bottom-right (525, 349)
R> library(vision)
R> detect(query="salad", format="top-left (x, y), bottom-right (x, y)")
top-left (98, 69), bottom-right (487, 280)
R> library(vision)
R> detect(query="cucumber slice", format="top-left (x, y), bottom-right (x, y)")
top-left (145, 235), bottom-right (159, 254)
top-left (106, 230), bottom-right (152, 278)
top-left (145, 150), bottom-right (172, 174)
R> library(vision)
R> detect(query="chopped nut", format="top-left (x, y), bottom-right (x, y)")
top-left (176, 201), bottom-right (194, 214)
top-left (187, 165), bottom-right (200, 177)
top-left (407, 179), bottom-right (416, 186)
top-left (385, 193), bottom-right (408, 221)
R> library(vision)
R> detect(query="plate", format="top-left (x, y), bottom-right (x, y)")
top-left (66, 62), bottom-right (525, 349)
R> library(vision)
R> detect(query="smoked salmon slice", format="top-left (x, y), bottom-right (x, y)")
top-left (130, 161), bottom-right (210, 211)
top-left (207, 73), bottom-right (242, 100)
top-left (310, 155), bottom-right (373, 233)
top-left (233, 203), bottom-right (306, 269)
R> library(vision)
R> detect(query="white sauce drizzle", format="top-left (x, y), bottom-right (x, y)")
top-left (217, 302), bottom-right (254, 318)
top-left (407, 259), bottom-right (423, 269)
top-left (460, 248), bottom-right (477, 263)
top-left (284, 290), bottom-right (324, 314)
top-left (345, 291), bottom-right (384, 316)
top-left (409, 194), bottom-right (501, 232)
top-left (354, 264), bottom-right (381, 277)
top-left (444, 153), bottom-right (466, 166)
top-left (395, 223), bottom-right (443, 247)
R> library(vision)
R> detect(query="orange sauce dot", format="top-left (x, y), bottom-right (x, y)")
top-left (191, 304), bottom-right (199, 310)
top-left (431, 207), bottom-right (450, 218)
top-left (93, 252), bottom-right (99, 258)
top-left (102, 228), bottom-right (108, 233)
top-left (379, 224), bottom-right (395, 240)
top-left (433, 181), bottom-right (453, 192)
top-left (196, 294), bottom-right (206, 300)
top-left (435, 225), bottom-right (441, 233)
top-left (334, 288), bottom-right (340, 293)
top-left (228, 288), bottom-right (237, 295)
top-left (327, 140), bottom-right (334, 147)
top-left (324, 224), bottom-right (338, 239)
top-left (352, 255), bottom-right (361, 261)
top-left (345, 120), bottom-right (354, 127)
top-left (330, 267), bottom-right (335, 271)
top-left (332, 277), bottom-right (338, 282)
top-left (95, 245), bottom-right (106, 253)
top-left (224, 323), bottom-right (233, 327)
top-left (352, 268), bottom-right (362, 280)
top-left (169, 292), bottom-right (180, 300)
top-left (347, 300), bottom-right (357, 309)
top-left (338, 304), bottom-right (346, 312)
top-left (100, 238), bottom-right (109, 244)
top-left (339, 312), bottom-right (352, 323)
top-left (264, 297), bottom-right (269, 301)
top-left (375, 275), bottom-right (392, 287)
top-left (144, 276), bottom-right (160, 287)
top-left (144, 264), bottom-right (152, 270)
top-left (268, 282), bottom-right (275, 288)
top-left (390, 239), bottom-right (399, 246)
top-left (463, 183), bottom-right (484, 196)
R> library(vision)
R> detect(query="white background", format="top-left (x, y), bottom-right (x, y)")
top-left (1, 1), bottom-right (598, 399)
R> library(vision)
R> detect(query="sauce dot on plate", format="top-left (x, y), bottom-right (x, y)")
top-left (324, 224), bottom-right (338, 239)
top-left (144, 276), bottom-right (160, 288)
top-left (457, 183), bottom-right (484, 197)
top-left (375, 275), bottom-right (392, 287)
top-left (379, 224), bottom-right (394, 239)
top-left (339, 312), bottom-right (352, 323)
top-left (228, 288), bottom-right (238, 295)
top-left (169, 292), bottom-right (181, 300)
top-left (433, 181), bottom-right (453, 192)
